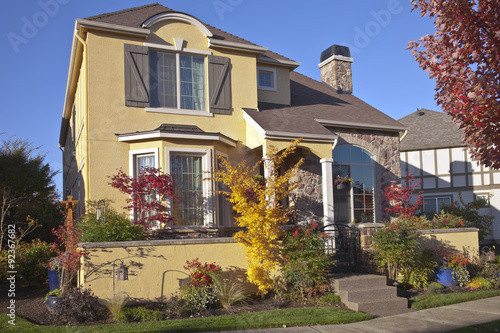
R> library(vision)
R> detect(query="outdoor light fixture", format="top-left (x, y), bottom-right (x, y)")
top-left (116, 264), bottom-right (129, 281)
top-left (112, 259), bottom-right (129, 298)
top-left (483, 246), bottom-right (496, 262)
top-left (96, 200), bottom-right (106, 226)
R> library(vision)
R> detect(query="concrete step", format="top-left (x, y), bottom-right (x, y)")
top-left (353, 298), bottom-right (411, 317)
top-left (333, 274), bottom-right (388, 290)
top-left (338, 285), bottom-right (396, 303)
top-left (332, 273), bottom-right (409, 317)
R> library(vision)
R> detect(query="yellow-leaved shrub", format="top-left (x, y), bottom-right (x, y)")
top-left (211, 140), bottom-right (303, 293)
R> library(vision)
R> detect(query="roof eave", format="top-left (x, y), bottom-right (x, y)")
top-left (208, 38), bottom-right (268, 55)
top-left (315, 118), bottom-right (407, 132)
top-left (257, 56), bottom-right (301, 69)
top-left (117, 130), bottom-right (238, 148)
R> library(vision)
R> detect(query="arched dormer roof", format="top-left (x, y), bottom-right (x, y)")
top-left (141, 12), bottom-right (213, 38)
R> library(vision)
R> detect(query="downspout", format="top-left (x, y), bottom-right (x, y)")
top-left (331, 137), bottom-right (338, 152)
top-left (400, 130), bottom-right (408, 142)
top-left (74, 30), bottom-right (90, 206)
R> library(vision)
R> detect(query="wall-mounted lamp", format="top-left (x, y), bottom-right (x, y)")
top-left (96, 200), bottom-right (106, 226)
top-left (116, 264), bottom-right (129, 281)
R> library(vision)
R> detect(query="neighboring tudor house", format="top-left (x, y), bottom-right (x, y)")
top-left (399, 109), bottom-right (500, 243)
top-left (60, 4), bottom-right (406, 233)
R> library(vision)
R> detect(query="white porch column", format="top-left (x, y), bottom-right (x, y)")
top-left (320, 158), bottom-right (334, 226)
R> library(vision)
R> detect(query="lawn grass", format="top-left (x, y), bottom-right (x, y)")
top-left (0, 307), bottom-right (373, 332)
top-left (410, 289), bottom-right (500, 310)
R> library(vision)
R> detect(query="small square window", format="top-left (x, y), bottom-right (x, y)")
top-left (257, 67), bottom-right (277, 91)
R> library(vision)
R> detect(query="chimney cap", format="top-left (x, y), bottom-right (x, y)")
top-left (320, 44), bottom-right (351, 63)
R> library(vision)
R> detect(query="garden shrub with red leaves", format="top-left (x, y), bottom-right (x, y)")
top-left (277, 222), bottom-right (332, 300)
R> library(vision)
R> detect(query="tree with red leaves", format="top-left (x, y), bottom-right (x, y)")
top-left (408, 0), bottom-right (500, 168)
top-left (385, 174), bottom-right (424, 218)
top-left (109, 166), bottom-right (177, 229)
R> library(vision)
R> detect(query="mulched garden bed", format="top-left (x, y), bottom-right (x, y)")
top-left (0, 282), bottom-right (348, 326)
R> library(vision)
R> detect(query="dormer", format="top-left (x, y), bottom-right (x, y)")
top-left (256, 52), bottom-right (300, 106)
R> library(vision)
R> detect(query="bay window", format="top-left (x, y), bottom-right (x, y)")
top-left (166, 147), bottom-right (213, 227)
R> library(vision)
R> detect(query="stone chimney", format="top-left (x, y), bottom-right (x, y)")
top-left (319, 44), bottom-right (353, 94)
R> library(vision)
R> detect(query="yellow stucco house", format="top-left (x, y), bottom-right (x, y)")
top-left (60, 3), bottom-right (406, 235)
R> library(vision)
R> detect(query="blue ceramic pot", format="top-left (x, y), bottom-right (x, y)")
top-left (47, 269), bottom-right (60, 291)
top-left (435, 267), bottom-right (457, 287)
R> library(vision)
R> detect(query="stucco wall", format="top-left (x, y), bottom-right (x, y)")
top-left (418, 228), bottom-right (480, 260)
top-left (79, 238), bottom-right (253, 302)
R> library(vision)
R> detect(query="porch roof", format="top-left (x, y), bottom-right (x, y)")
top-left (116, 123), bottom-right (238, 147)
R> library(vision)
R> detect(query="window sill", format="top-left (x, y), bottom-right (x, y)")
top-left (146, 107), bottom-right (213, 117)
top-left (258, 86), bottom-right (277, 92)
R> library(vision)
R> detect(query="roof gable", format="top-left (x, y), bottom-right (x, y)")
top-left (398, 109), bottom-right (464, 150)
top-left (84, 3), bottom-right (296, 64)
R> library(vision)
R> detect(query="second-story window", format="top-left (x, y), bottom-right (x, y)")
top-left (257, 66), bottom-right (277, 91)
top-left (150, 51), bottom-right (206, 111)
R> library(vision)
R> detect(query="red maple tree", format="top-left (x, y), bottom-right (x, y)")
top-left (408, 0), bottom-right (500, 168)
top-left (109, 166), bottom-right (177, 229)
top-left (385, 174), bottom-right (424, 218)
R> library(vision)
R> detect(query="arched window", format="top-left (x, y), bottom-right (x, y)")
top-left (333, 145), bottom-right (375, 223)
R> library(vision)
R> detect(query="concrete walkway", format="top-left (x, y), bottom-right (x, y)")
top-left (221, 296), bottom-right (500, 333)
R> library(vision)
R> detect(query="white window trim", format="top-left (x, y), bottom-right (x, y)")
top-left (333, 145), bottom-right (376, 223)
top-left (148, 47), bottom-right (209, 114)
top-left (165, 147), bottom-right (213, 228)
top-left (128, 148), bottom-right (159, 223)
top-left (257, 66), bottom-right (277, 91)
top-left (215, 151), bottom-right (231, 228)
top-left (422, 195), bottom-right (453, 214)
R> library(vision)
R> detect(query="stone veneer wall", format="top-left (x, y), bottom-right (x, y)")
top-left (334, 129), bottom-right (401, 222)
top-left (290, 153), bottom-right (323, 223)
top-left (288, 129), bottom-right (400, 224)
top-left (320, 59), bottom-right (353, 94)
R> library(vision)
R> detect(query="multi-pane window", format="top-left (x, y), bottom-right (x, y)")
top-left (171, 154), bottom-right (205, 226)
top-left (150, 51), bottom-right (206, 111)
top-left (257, 67), bottom-right (276, 91)
top-left (333, 145), bottom-right (375, 224)
top-left (134, 153), bottom-right (157, 228)
top-left (423, 196), bottom-right (452, 215)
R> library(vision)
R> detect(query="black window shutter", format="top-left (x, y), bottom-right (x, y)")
top-left (208, 55), bottom-right (232, 114)
top-left (124, 44), bottom-right (149, 107)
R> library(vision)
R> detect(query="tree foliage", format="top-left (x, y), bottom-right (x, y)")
top-left (78, 200), bottom-right (146, 242)
top-left (385, 174), bottom-right (424, 218)
top-left (408, 0), bottom-right (500, 168)
top-left (211, 139), bottom-right (303, 293)
top-left (109, 167), bottom-right (176, 229)
top-left (0, 136), bottom-right (60, 249)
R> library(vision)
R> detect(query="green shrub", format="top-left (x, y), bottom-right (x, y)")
top-left (404, 249), bottom-right (436, 288)
top-left (15, 239), bottom-right (57, 284)
top-left (278, 222), bottom-right (331, 300)
top-left (78, 200), bottom-right (146, 242)
top-left (180, 284), bottom-right (217, 315)
top-left (469, 277), bottom-right (493, 290)
top-left (425, 282), bottom-right (445, 295)
top-left (119, 306), bottom-right (164, 323)
top-left (440, 193), bottom-right (493, 240)
top-left (318, 293), bottom-right (341, 304)
top-left (371, 221), bottom-right (419, 281)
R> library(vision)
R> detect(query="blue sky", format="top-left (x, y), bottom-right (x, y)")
top-left (0, 0), bottom-right (437, 196)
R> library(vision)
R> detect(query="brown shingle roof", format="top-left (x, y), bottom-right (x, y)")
top-left (246, 72), bottom-right (405, 138)
top-left (84, 3), bottom-right (296, 63)
top-left (398, 109), bottom-right (464, 151)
